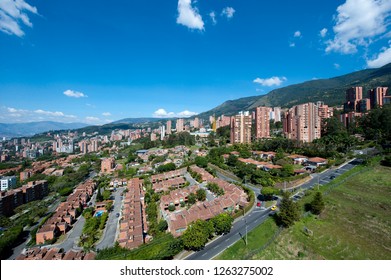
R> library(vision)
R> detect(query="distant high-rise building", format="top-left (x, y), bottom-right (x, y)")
top-left (369, 87), bottom-right (388, 108)
top-left (273, 107), bottom-right (281, 122)
top-left (176, 119), bottom-right (184, 132)
top-left (166, 120), bottom-right (172, 135)
top-left (230, 111), bottom-right (252, 144)
top-left (193, 117), bottom-right (200, 129)
top-left (160, 125), bottom-right (165, 140)
top-left (151, 133), bottom-right (157, 141)
top-left (101, 158), bottom-right (115, 173)
top-left (255, 107), bottom-right (272, 139)
top-left (344, 87), bottom-right (363, 112)
top-left (283, 102), bottom-right (321, 143)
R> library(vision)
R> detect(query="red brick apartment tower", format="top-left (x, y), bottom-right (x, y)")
top-left (369, 87), bottom-right (388, 108)
top-left (166, 120), bottom-right (172, 135)
top-left (283, 103), bottom-right (321, 143)
top-left (230, 111), bottom-right (252, 144)
top-left (345, 87), bottom-right (363, 111)
top-left (255, 107), bottom-right (272, 139)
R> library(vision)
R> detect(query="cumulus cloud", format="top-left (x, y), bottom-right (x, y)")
top-left (325, 0), bottom-right (391, 54)
top-left (320, 28), bottom-right (328, 38)
top-left (85, 116), bottom-right (101, 124)
top-left (294, 30), bottom-right (301, 38)
top-left (367, 43), bottom-right (391, 68)
top-left (63, 89), bottom-right (88, 98)
top-left (1, 106), bottom-right (77, 123)
top-left (253, 76), bottom-right (287, 87)
top-left (0, 0), bottom-right (38, 37)
top-left (334, 63), bottom-right (341, 69)
top-left (289, 42), bottom-right (296, 47)
top-left (102, 112), bottom-right (111, 116)
top-left (153, 108), bottom-right (197, 118)
top-left (176, 0), bottom-right (204, 30)
top-left (209, 11), bottom-right (216, 25)
top-left (222, 7), bottom-right (235, 19)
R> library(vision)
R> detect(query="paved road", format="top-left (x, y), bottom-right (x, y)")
top-left (185, 158), bottom-right (360, 260)
top-left (186, 208), bottom-right (272, 260)
top-left (96, 187), bottom-right (124, 250)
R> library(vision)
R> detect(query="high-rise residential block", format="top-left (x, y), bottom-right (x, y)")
top-left (230, 111), bottom-right (252, 144)
top-left (255, 107), bottom-right (272, 139)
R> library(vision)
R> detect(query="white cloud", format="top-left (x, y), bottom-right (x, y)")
top-left (153, 108), bottom-right (197, 118)
top-left (102, 112), bottom-right (111, 116)
top-left (320, 28), bottom-right (328, 38)
top-left (1, 106), bottom-right (77, 123)
top-left (176, 0), bottom-right (204, 30)
top-left (367, 44), bottom-right (391, 68)
top-left (334, 63), bottom-right (341, 69)
top-left (63, 89), bottom-right (88, 98)
top-left (325, 0), bottom-right (391, 54)
top-left (253, 76), bottom-right (287, 87)
top-left (222, 7), bottom-right (235, 19)
top-left (289, 42), bottom-right (295, 47)
top-left (0, 0), bottom-right (38, 37)
top-left (85, 116), bottom-right (100, 124)
top-left (294, 30), bottom-right (301, 38)
top-left (177, 110), bottom-right (198, 117)
top-left (209, 11), bottom-right (216, 25)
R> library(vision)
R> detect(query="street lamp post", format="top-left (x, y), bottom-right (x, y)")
top-left (245, 219), bottom-right (248, 246)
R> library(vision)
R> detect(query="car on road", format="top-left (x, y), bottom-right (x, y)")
top-left (271, 205), bottom-right (277, 211)
top-left (257, 202), bottom-right (261, 207)
top-left (330, 175), bottom-right (336, 179)
top-left (115, 213), bottom-right (120, 218)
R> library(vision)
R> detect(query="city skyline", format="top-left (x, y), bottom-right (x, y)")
top-left (1, 0), bottom-right (391, 125)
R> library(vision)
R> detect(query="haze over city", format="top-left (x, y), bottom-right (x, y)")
top-left (1, 0), bottom-right (391, 125)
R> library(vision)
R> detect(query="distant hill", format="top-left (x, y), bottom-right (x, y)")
top-left (0, 121), bottom-right (88, 138)
top-left (198, 63), bottom-right (391, 118)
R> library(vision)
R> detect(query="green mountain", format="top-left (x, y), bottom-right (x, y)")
top-left (198, 63), bottom-right (391, 118)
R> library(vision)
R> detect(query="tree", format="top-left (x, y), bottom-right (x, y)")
top-left (157, 220), bottom-right (168, 232)
top-left (196, 189), bottom-right (206, 201)
top-left (105, 201), bottom-right (113, 212)
top-left (182, 220), bottom-right (212, 251)
top-left (211, 213), bottom-right (234, 235)
top-left (195, 156), bottom-right (208, 168)
top-left (96, 186), bottom-right (103, 202)
top-left (261, 186), bottom-right (279, 200)
top-left (187, 193), bottom-right (197, 205)
top-left (168, 204), bottom-right (176, 212)
top-left (227, 154), bottom-right (238, 167)
top-left (281, 164), bottom-right (294, 177)
top-left (278, 192), bottom-right (300, 227)
top-left (310, 191), bottom-right (325, 215)
top-left (102, 190), bottom-right (111, 201)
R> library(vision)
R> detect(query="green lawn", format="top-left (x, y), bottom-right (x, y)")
top-left (215, 218), bottom-right (279, 260)
top-left (217, 162), bottom-right (391, 260)
top-left (257, 163), bottom-right (391, 260)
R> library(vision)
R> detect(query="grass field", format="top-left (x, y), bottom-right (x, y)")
top-left (215, 218), bottom-right (279, 260)
top-left (218, 162), bottom-right (391, 260)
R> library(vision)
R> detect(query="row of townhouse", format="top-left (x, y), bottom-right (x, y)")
top-left (16, 247), bottom-right (95, 260)
top-left (150, 167), bottom-right (187, 183)
top-left (36, 180), bottom-right (96, 245)
top-left (165, 168), bottom-right (248, 236)
top-left (118, 178), bottom-right (148, 250)
top-left (0, 180), bottom-right (48, 216)
top-left (160, 185), bottom-right (199, 210)
top-left (188, 165), bottom-right (214, 182)
top-left (153, 177), bottom-right (186, 193)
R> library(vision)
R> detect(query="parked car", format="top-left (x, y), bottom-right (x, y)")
top-left (257, 202), bottom-right (261, 207)
top-left (330, 175), bottom-right (336, 179)
top-left (271, 205), bottom-right (277, 211)
top-left (116, 213), bottom-right (120, 218)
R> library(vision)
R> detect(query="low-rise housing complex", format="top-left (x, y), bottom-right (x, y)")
top-left (36, 180), bottom-right (96, 245)
top-left (16, 248), bottom-right (95, 260)
top-left (117, 178), bottom-right (148, 250)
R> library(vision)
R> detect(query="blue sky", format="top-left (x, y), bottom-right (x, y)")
top-left (1, 0), bottom-right (391, 124)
